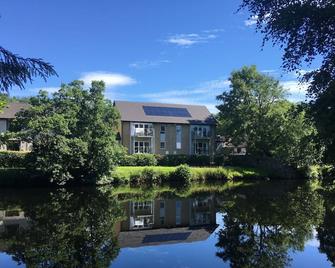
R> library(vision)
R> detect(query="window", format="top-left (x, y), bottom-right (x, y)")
top-left (176, 201), bottom-right (181, 225)
top-left (160, 125), bottom-right (166, 149)
top-left (160, 201), bottom-right (165, 225)
top-left (194, 142), bottom-right (209, 155)
top-left (134, 141), bottom-right (151, 153)
top-left (176, 125), bottom-right (182, 149)
top-left (160, 142), bottom-right (165, 149)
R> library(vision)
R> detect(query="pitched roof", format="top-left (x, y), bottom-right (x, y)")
top-left (0, 102), bottom-right (30, 119)
top-left (114, 100), bottom-right (216, 125)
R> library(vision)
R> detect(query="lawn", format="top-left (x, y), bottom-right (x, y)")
top-left (113, 165), bottom-right (265, 181)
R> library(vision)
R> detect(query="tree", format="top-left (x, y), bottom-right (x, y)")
top-left (215, 184), bottom-right (325, 268)
top-left (10, 80), bottom-right (124, 185)
top-left (216, 65), bottom-right (321, 168)
top-left (0, 188), bottom-right (123, 267)
top-left (0, 47), bottom-right (57, 93)
top-left (239, 0), bottom-right (335, 163)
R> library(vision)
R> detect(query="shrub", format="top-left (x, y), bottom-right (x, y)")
top-left (188, 155), bottom-right (211, 166)
top-left (0, 151), bottom-right (28, 168)
top-left (156, 154), bottom-right (211, 167)
top-left (171, 164), bottom-right (192, 184)
top-left (120, 154), bottom-right (157, 166)
top-left (139, 168), bottom-right (161, 185)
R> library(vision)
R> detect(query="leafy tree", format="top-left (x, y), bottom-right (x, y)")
top-left (0, 188), bottom-right (123, 267)
top-left (216, 65), bottom-right (322, 168)
top-left (239, 0), bottom-right (335, 163)
top-left (317, 193), bottom-right (335, 266)
top-left (10, 80), bottom-right (124, 185)
top-left (0, 47), bottom-right (57, 94)
top-left (215, 184), bottom-right (325, 268)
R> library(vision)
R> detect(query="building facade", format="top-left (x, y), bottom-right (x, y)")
top-left (0, 102), bottom-right (32, 151)
top-left (114, 101), bottom-right (216, 155)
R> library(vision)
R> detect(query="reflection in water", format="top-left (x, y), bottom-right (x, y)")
top-left (118, 196), bottom-right (217, 248)
top-left (0, 182), bottom-right (334, 267)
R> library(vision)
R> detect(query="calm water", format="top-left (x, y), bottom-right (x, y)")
top-left (0, 181), bottom-right (334, 268)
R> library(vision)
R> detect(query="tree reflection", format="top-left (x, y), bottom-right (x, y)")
top-left (318, 193), bottom-right (335, 266)
top-left (0, 188), bottom-right (123, 267)
top-left (215, 185), bottom-right (325, 268)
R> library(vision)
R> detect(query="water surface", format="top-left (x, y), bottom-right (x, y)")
top-left (0, 181), bottom-right (334, 267)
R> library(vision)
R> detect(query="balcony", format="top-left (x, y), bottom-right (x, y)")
top-left (133, 128), bottom-right (154, 137)
top-left (191, 131), bottom-right (211, 139)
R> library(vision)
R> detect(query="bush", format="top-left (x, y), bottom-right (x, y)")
top-left (139, 168), bottom-right (161, 185)
top-left (120, 154), bottom-right (157, 166)
top-left (156, 154), bottom-right (211, 167)
top-left (171, 164), bottom-right (192, 184)
top-left (0, 151), bottom-right (28, 168)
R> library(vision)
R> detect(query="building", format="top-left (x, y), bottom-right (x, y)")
top-left (0, 102), bottom-right (31, 151)
top-left (117, 196), bottom-right (218, 248)
top-left (114, 101), bottom-right (216, 155)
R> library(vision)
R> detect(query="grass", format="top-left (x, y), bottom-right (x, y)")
top-left (112, 165), bottom-right (265, 182)
top-left (100, 180), bottom-right (251, 201)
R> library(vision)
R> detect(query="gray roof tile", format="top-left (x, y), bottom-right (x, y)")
top-left (0, 102), bottom-right (30, 119)
top-left (114, 100), bottom-right (216, 125)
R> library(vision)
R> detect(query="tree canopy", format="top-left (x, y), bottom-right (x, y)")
top-left (240, 0), bottom-right (335, 163)
top-left (10, 80), bottom-right (124, 185)
top-left (0, 47), bottom-right (57, 93)
top-left (216, 65), bottom-right (322, 168)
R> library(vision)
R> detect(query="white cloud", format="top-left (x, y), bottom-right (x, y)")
top-left (244, 15), bottom-right (258, 26)
top-left (138, 78), bottom-right (230, 113)
top-left (10, 86), bottom-right (60, 97)
top-left (79, 72), bottom-right (136, 88)
top-left (280, 80), bottom-right (309, 102)
top-left (244, 13), bottom-right (270, 27)
top-left (165, 30), bottom-right (220, 47)
top-left (34, 87), bottom-right (60, 94)
top-left (129, 59), bottom-right (170, 69)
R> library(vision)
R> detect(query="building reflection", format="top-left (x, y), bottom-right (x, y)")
top-left (117, 196), bottom-right (218, 248)
top-left (0, 209), bottom-right (29, 234)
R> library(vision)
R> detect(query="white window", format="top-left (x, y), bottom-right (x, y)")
top-left (160, 125), bottom-right (166, 149)
top-left (176, 125), bottom-right (182, 149)
top-left (160, 142), bottom-right (165, 149)
top-left (194, 142), bottom-right (209, 155)
top-left (176, 201), bottom-right (181, 225)
top-left (134, 141), bottom-right (151, 153)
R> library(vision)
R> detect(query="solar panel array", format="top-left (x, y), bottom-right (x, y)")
top-left (143, 106), bottom-right (192, 117)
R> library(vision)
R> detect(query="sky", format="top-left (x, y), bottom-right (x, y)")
top-left (2, 0), bottom-right (310, 113)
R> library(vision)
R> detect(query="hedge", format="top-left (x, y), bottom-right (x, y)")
top-left (119, 153), bottom-right (157, 166)
top-left (0, 151), bottom-right (29, 168)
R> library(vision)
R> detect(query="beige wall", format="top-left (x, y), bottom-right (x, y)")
top-left (0, 119), bottom-right (7, 133)
top-left (120, 121), bottom-right (216, 156)
top-left (121, 121), bottom-right (131, 153)
top-left (154, 123), bottom-right (190, 155)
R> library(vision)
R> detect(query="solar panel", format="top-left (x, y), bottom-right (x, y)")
top-left (143, 106), bottom-right (191, 117)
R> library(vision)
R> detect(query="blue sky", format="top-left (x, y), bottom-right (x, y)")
top-left (2, 0), bottom-right (310, 112)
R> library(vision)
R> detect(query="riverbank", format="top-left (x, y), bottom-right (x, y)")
top-left (0, 165), bottom-right (267, 187)
top-left (106, 165), bottom-right (267, 185)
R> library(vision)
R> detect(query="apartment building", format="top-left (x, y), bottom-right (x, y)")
top-left (114, 101), bottom-right (216, 155)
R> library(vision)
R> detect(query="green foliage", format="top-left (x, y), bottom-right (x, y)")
top-left (113, 166), bottom-right (265, 185)
top-left (155, 154), bottom-right (211, 166)
top-left (10, 80), bottom-right (123, 185)
top-left (120, 153), bottom-right (157, 166)
top-left (0, 151), bottom-right (28, 168)
top-left (171, 164), bottom-right (192, 184)
top-left (216, 184), bottom-right (325, 267)
top-left (240, 0), bottom-right (335, 165)
top-left (0, 188), bottom-right (122, 267)
top-left (216, 66), bottom-right (323, 169)
top-left (0, 46), bottom-right (57, 94)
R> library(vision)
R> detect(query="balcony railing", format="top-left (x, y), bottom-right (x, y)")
top-left (133, 128), bottom-right (154, 137)
top-left (191, 131), bottom-right (211, 139)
